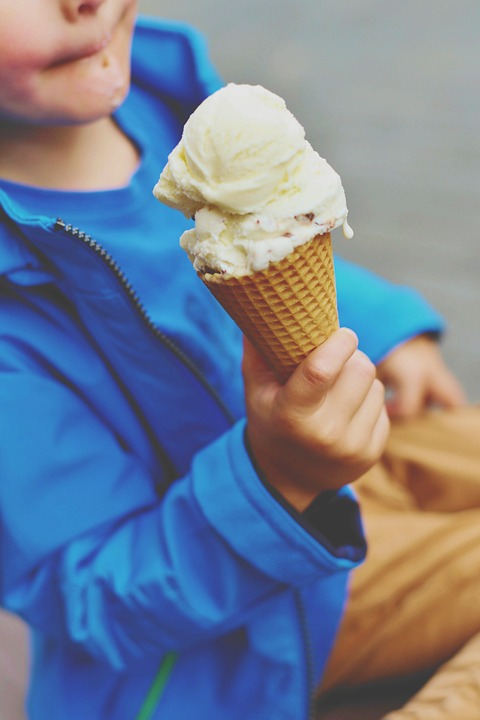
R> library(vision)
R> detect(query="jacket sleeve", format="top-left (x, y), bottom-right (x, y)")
top-left (335, 255), bottom-right (445, 363)
top-left (0, 343), bottom-right (365, 670)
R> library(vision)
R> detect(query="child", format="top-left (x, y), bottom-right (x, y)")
top-left (0, 2), bottom-right (475, 719)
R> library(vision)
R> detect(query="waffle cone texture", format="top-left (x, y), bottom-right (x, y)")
top-left (200, 232), bottom-right (338, 382)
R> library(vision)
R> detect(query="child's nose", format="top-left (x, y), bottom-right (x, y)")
top-left (61, 0), bottom-right (106, 22)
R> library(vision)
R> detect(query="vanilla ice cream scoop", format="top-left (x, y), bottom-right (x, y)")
top-left (153, 83), bottom-right (352, 276)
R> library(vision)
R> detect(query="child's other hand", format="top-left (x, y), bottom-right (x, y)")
top-left (243, 329), bottom-right (390, 511)
top-left (376, 334), bottom-right (466, 420)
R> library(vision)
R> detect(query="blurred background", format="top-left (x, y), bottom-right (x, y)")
top-left (140, 0), bottom-right (480, 401)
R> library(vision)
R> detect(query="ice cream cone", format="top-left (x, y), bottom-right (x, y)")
top-left (201, 232), bottom-right (338, 382)
top-left (154, 85), bottom-right (352, 381)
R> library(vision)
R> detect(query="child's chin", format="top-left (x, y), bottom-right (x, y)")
top-left (41, 83), bottom-right (130, 125)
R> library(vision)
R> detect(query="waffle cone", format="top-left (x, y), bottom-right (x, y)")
top-left (200, 232), bottom-right (338, 382)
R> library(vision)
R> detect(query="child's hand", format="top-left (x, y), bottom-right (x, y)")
top-left (243, 329), bottom-right (390, 511)
top-left (376, 335), bottom-right (466, 420)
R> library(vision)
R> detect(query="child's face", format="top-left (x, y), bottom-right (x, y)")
top-left (0, 0), bottom-right (137, 126)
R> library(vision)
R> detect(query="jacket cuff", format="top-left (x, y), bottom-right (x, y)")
top-left (192, 420), bottom-right (366, 586)
top-left (269, 485), bottom-right (366, 563)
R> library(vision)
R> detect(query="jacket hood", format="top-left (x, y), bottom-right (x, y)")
top-left (131, 16), bottom-right (222, 111)
top-left (0, 17), bottom-right (223, 284)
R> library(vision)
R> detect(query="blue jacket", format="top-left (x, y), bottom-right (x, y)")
top-left (0, 17), bottom-right (443, 720)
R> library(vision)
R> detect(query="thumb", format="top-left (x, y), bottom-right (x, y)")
top-left (427, 370), bottom-right (467, 410)
top-left (387, 377), bottom-right (425, 419)
top-left (281, 328), bottom-right (359, 413)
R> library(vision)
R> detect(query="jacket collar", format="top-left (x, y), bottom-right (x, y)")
top-left (0, 188), bottom-right (55, 283)
top-left (131, 16), bottom-right (222, 110)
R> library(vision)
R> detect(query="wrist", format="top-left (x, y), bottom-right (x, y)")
top-left (268, 481), bottom-right (320, 512)
top-left (244, 426), bottom-right (319, 511)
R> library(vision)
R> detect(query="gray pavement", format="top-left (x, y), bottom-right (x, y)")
top-left (140, 0), bottom-right (480, 401)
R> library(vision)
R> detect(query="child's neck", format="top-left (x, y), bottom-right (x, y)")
top-left (0, 116), bottom-right (140, 191)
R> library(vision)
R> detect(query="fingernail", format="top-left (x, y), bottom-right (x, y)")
top-left (340, 327), bottom-right (358, 344)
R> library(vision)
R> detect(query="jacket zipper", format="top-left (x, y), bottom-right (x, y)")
top-left (53, 219), bottom-right (237, 427)
top-left (295, 590), bottom-right (316, 720)
top-left (54, 221), bottom-right (315, 718)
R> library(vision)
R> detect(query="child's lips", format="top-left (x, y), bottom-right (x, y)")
top-left (51, 33), bottom-right (114, 68)
top-left (52, 41), bottom-right (128, 109)
top-left (50, 1), bottom-right (135, 69)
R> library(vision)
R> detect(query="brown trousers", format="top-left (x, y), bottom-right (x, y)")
top-left (320, 406), bottom-right (480, 716)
